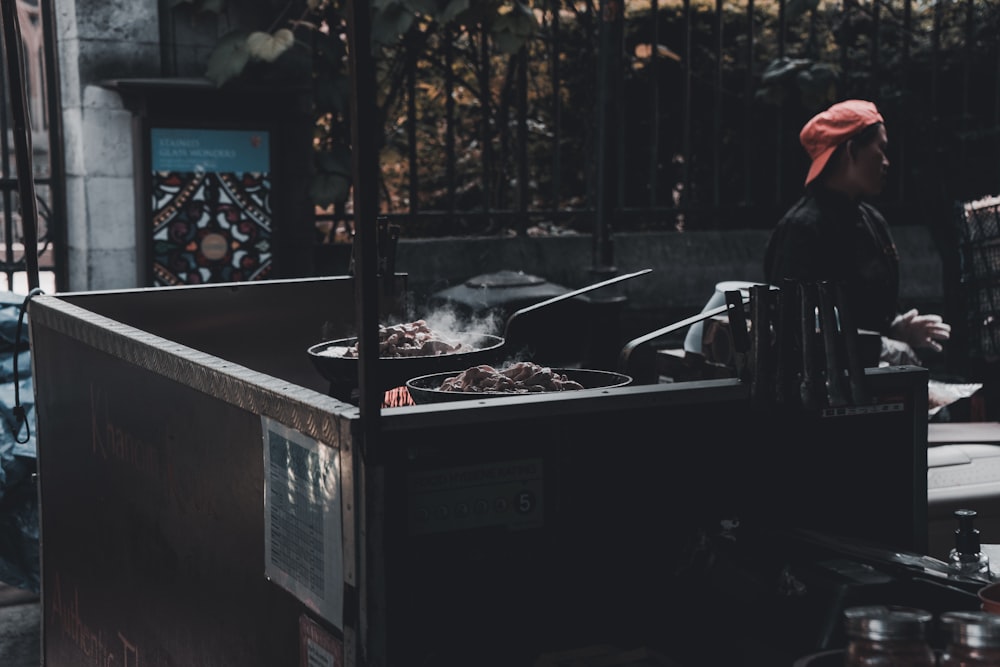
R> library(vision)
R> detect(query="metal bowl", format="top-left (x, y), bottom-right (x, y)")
top-left (307, 332), bottom-right (506, 393)
top-left (405, 367), bottom-right (633, 405)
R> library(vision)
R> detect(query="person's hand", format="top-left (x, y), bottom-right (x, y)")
top-left (890, 308), bottom-right (952, 352)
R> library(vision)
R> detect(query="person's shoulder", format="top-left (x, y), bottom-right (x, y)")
top-left (776, 194), bottom-right (822, 230)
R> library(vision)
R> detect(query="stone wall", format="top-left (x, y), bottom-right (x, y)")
top-left (55, 0), bottom-right (160, 290)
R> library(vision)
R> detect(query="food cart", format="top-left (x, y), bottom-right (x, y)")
top-left (27, 274), bottom-right (960, 667)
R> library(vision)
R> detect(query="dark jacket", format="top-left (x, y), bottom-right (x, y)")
top-left (763, 186), bottom-right (901, 336)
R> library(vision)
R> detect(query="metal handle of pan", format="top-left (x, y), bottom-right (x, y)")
top-left (619, 297), bottom-right (749, 353)
top-left (616, 296), bottom-right (751, 382)
top-left (503, 267), bottom-right (653, 338)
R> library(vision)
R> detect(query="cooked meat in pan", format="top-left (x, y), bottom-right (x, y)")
top-left (439, 362), bottom-right (584, 394)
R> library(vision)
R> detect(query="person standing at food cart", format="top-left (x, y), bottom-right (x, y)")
top-left (763, 99), bottom-right (951, 365)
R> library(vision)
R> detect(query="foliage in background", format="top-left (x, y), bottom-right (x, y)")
top-left (185, 0), bottom-right (1000, 238)
top-left (193, 0), bottom-right (540, 239)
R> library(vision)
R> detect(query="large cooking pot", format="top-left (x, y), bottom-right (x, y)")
top-left (308, 332), bottom-right (506, 394)
top-left (308, 268), bottom-right (651, 394)
top-left (405, 367), bottom-right (633, 405)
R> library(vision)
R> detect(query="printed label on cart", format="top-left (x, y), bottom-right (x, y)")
top-left (407, 458), bottom-right (544, 535)
top-left (821, 395), bottom-right (906, 418)
top-left (299, 614), bottom-right (343, 667)
top-left (263, 417), bottom-right (344, 630)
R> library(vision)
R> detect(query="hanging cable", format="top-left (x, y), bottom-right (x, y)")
top-left (12, 288), bottom-right (44, 444)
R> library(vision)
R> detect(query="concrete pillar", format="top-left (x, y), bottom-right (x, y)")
top-left (52, 0), bottom-right (225, 291)
top-left (54, 0), bottom-right (161, 290)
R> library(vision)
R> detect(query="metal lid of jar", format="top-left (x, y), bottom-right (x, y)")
top-left (941, 610), bottom-right (1000, 648)
top-left (843, 605), bottom-right (933, 641)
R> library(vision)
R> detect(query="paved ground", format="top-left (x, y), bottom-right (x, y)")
top-left (0, 583), bottom-right (40, 667)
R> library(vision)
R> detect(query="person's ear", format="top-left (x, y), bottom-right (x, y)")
top-left (846, 139), bottom-right (857, 161)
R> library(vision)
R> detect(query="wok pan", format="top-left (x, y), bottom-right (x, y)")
top-left (308, 332), bottom-right (506, 394)
top-left (307, 268), bottom-right (652, 394)
top-left (405, 367), bottom-right (633, 405)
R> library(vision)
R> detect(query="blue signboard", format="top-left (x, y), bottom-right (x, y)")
top-left (149, 127), bottom-right (273, 286)
top-left (151, 128), bottom-right (270, 174)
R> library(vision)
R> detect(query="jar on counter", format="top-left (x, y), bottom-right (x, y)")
top-left (939, 610), bottom-right (1000, 666)
top-left (842, 605), bottom-right (936, 667)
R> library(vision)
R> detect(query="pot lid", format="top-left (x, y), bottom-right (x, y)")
top-left (465, 270), bottom-right (547, 289)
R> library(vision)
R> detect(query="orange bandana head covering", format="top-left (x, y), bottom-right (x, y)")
top-left (800, 100), bottom-right (884, 186)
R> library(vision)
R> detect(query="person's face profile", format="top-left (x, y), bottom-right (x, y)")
top-left (851, 125), bottom-right (889, 197)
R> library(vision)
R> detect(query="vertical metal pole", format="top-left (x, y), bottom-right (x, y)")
top-left (551, 5), bottom-right (563, 210)
top-left (41, 0), bottom-right (68, 292)
top-left (1, 0), bottom-right (40, 291)
top-left (712, 0), bottom-right (723, 208)
top-left (900, 0), bottom-right (911, 200)
top-left (345, 2), bottom-right (383, 664)
top-left (961, 0), bottom-right (973, 179)
top-left (479, 27), bottom-right (493, 223)
top-left (649, 0), bottom-right (660, 209)
top-left (680, 0), bottom-right (692, 225)
top-left (775, 0), bottom-right (786, 208)
top-left (407, 33), bottom-right (419, 219)
top-left (743, 0), bottom-right (754, 205)
top-left (517, 45), bottom-right (529, 226)
top-left (345, 1), bottom-right (382, 432)
top-left (996, 20), bottom-right (1000, 196)
top-left (0, 43), bottom-right (14, 293)
top-left (594, 0), bottom-right (621, 272)
top-left (871, 0), bottom-right (881, 98)
top-left (445, 31), bottom-right (456, 215)
top-left (931, 0), bottom-right (942, 198)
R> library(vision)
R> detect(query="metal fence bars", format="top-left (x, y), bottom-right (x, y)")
top-left (0, 0), bottom-right (63, 292)
top-left (955, 194), bottom-right (1000, 363)
top-left (361, 0), bottom-right (1000, 241)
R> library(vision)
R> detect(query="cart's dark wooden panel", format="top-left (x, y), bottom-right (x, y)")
top-left (27, 279), bottom-right (929, 667)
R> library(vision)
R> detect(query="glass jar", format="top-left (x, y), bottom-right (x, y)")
top-left (939, 610), bottom-right (1000, 666)
top-left (842, 605), bottom-right (936, 667)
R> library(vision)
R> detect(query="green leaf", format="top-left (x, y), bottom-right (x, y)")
top-left (440, 0), bottom-right (471, 24)
top-left (372, 3), bottom-right (416, 45)
top-left (315, 75), bottom-right (352, 113)
top-left (760, 57), bottom-right (812, 84)
top-left (310, 172), bottom-right (352, 207)
top-left (205, 31), bottom-right (252, 86)
top-left (448, 1), bottom-right (501, 25)
top-left (491, 30), bottom-right (522, 54)
top-left (491, 2), bottom-right (538, 53)
top-left (316, 144), bottom-right (353, 176)
top-left (796, 64), bottom-right (839, 109)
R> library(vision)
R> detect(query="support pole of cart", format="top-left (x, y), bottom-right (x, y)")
top-left (346, 1), bottom-right (383, 433)
top-left (1, 0), bottom-right (41, 291)
top-left (345, 4), bottom-right (386, 663)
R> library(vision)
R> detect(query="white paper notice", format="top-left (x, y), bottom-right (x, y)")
top-left (263, 417), bottom-right (343, 629)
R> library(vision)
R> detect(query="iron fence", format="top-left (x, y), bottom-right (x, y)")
top-left (5, 0), bottom-right (1000, 293)
top-left (350, 0), bottom-right (1000, 248)
top-left (0, 0), bottom-right (63, 294)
